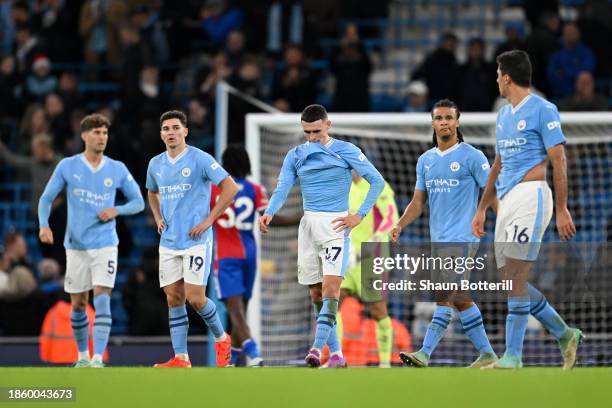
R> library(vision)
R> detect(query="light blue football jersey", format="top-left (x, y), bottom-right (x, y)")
top-left (265, 139), bottom-right (384, 217)
top-left (146, 146), bottom-right (229, 250)
top-left (495, 94), bottom-right (566, 198)
top-left (415, 142), bottom-right (490, 242)
top-left (38, 154), bottom-right (144, 250)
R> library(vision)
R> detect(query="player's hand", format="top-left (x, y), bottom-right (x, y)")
top-left (97, 208), bottom-right (118, 222)
top-left (259, 214), bottom-right (273, 234)
top-left (155, 218), bottom-right (166, 234)
top-left (389, 225), bottom-right (402, 243)
top-left (332, 214), bottom-right (362, 236)
top-left (556, 207), bottom-right (576, 241)
top-left (471, 210), bottom-right (486, 238)
top-left (189, 219), bottom-right (212, 240)
top-left (39, 227), bottom-right (54, 244)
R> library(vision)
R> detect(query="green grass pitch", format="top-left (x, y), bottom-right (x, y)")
top-left (1, 367), bottom-right (610, 407)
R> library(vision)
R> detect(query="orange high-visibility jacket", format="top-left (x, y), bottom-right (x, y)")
top-left (335, 297), bottom-right (414, 365)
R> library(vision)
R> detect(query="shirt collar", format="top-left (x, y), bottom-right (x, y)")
top-left (435, 141), bottom-right (461, 157)
top-left (80, 154), bottom-right (106, 173)
top-left (511, 94), bottom-right (532, 114)
top-left (166, 146), bottom-right (189, 164)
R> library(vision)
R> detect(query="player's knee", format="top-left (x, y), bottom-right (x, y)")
top-left (71, 301), bottom-right (87, 312)
top-left (309, 292), bottom-right (322, 304)
top-left (165, 292), bottom-right (185, 307)
top-left (321, 285), bottom-right (340, 299)
top-left (187, 295), bottom-right (206, 311)
top-left (70, 294), bottom-right (88, 310)
top-left (453, 301), bottom-right (474, 311)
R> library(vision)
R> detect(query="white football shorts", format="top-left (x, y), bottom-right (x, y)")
top-left (65, 246), bottom-right (118, 293)
top-left (159, 239), bottom-right (214, 288)
top-left (495, 181), bottom-right (553, 268)
top-left (297, 211), bottom-right (351, 285)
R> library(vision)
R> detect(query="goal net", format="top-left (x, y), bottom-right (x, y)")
top-left (245, 112), bottom-right (612, 367)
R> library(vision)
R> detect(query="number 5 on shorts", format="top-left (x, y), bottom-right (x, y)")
top-left (107, 260), bottom-right (115, 274)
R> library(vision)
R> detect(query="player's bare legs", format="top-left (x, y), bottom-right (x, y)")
top-left (222, 296), bottom-right (262, 367)
top-left (70, 292), bottom-right (89, 311)
top-left (224, 295), bottom-right (250, 347)
top-left (163, 280), bottom-right (186, 307)
top-left (184, 282), bottom-right (207, 310)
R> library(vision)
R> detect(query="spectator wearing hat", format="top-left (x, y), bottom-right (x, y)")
top-left (23, 54), bottom-right (57, 102)
top-left (402, 81), bottom-right (428, 113)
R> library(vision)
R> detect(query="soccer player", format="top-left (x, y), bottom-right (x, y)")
top-left (337, 144), bottom-right (399, 367)
top-left (259, 104), bottom-right (384, 368)
top-left (389, 99), bottom-right (498, 368)
top-left (211, 145), bottom-right (269, 367)
top-left (38, 113), bottom-right (145, 368)
top-left (472, 50), bottom-right (582, 369)
top-left (147, 110), bottom-right (238, 368)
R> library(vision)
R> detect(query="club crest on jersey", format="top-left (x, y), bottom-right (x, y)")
top-left (517, 120), bottom-right (526, 131)
top-left (450, 162), bottom-right (460, 172)
top-left (182, 167), bottom-right (191, 177)
top-left (104, 178), bottom-right (113, 187)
